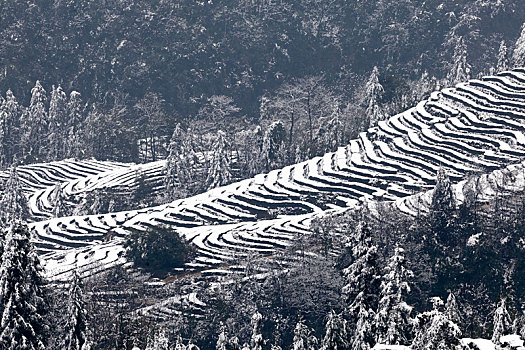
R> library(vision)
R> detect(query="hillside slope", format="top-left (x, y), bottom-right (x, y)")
top-left (24, 68), bottom-right (525, 280)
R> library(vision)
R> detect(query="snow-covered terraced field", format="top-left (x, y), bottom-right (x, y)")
top-left (22, 68), bottom-right (525, 280)
top-left (0, 158), bottom-right (129, 194)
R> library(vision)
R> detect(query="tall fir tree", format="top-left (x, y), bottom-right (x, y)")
top-left (429, 167), bottom-right (456, 244)
top-left (24, 81), bottom-right (48, 162)
top-left (445, 293), bottom-right (461, 327)
top-left (411, 297), bottom-right (461, 350)
top-left (51, 183), bottom-right (67, 218)
top-left (0, 222), bottom-right (48, 349)
top-left (261, 120), bottom-right (286, 171)
top-left (496, 40), bottom-right (509, 73)
top-left (250, 311), bottom-right (264, 350)
top-left (341, 212), bottom-right (381, 320)
top-left (491, 297), bottom-right (513, 345)
top-left (0, 167), bottom-right (30, 228)
top-left (47, 85), bottom-right (67, 161)
top-left (65, 91), bottom-right (86, 159)
top-left (447, 37), bottom-right (471, 85)
top-left (350, 297), bottom-right (375, 350)
top-left (62, 271), bottom-right (90, 350)
top-left (206, 130), bottom-right (233, 191)
top-left (145, 329), bottom-right (170, 350)
top-left (0, 90), bottom-right (22, 167)
top-left (292, 316), bottom-right (318, 350)
top-left (512, 23), bottom-right (525, 67)
top-left (320, 310), bottom-right (348, 350)
top-left (374, 246), bottom-right (414, 346)
top-left (216, 322), bottom-right (242, 350)
top-left (364, 66), bottom-right (385, 127)
top-left (165, 123), bottom-right (196, 201)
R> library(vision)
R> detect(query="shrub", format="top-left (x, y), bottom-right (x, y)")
top-left (124, 226), bottom-right (195, 272)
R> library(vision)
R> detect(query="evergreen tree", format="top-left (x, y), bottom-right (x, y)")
top-left (0, 167), bottom-right (30, 228)
top-left (206, 130), bottom-right (233, 191)
top-left (216, 330), bottom-right (229, 350)
top-left (51, 183), bottom-right (67, 218)
top-left (62, 271), bottom-right (90, 350)
top-left (165, 123), bottom-right (196, 201)
top-left (447, 37), bottom-right (471, 85)
top-left (512, 23), bottom-right (525, 67)
top-left (24, 81), bottom-right (48, 162)
top-left (374, 246), bottom-right (414, 346)
top-left (261, 120), bottom-right (286, 171)
top-left (0, 222), bottom-right (48, 349)
top-left (320, 310), bottom-right (348, 350)
top-left (250, 311), bottom-right (264, 350)
top-left (341, 215), bottom-right (381, 320)
top-left (187, 339), bottom-right (200, 350)
top-left (174, 335), bottom-right (187, 350)
top-left (411, 297), bottom-right (461, 350)
top-left (364, 66), bottom-right (385, 126)
top-left (429, 167), bottom-right (456, 243)
top-left (145, 329), bottom-right (170, 350)
top-left (350, 298), bottom-right (375, 350)
top-left (65, 91), bottom-right (85, 159)
top-left (445, 293), bottom-right (461, 327)
top-left (47, 85), bottom-right (67, 161)
top-left (0, 98), bottom-right (7, 167)
top-left (216, 323), bottom-right (241, 350)
top-left (496, 40), bottom-right (509, 73)
top-left (293, 316), bottom-right (318, 350)
top-left (492, 297), bottom-right (513, 345)
top-left (0, 90), bottom-right (22, 167)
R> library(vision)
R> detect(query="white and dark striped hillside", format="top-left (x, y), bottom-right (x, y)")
top-left (21, 68), bottom-right (525, 280)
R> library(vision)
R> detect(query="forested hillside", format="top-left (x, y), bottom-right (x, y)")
top-left (1, 0), bottom-right (525, 166)
top-left (0, 1), bottom-right (525, 350)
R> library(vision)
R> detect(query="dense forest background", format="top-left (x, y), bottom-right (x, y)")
top-left (1, 0), bottom-right (524, 165)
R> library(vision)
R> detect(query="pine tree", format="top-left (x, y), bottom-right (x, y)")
top-left (206, 130), bottom-right (233, 191)
top-left (62, 271), bottom-right (90, 350)
top-left (216, 323), bottom-right (241, 350)
top-left (0, 90), bottom-right (22, 167)
top-left (0, 222), bottom-right (49, 349)
top-left (165, 123), bottom-right (196, 201)
top-left (411, 297), bottom-right (461, 350)
top-left (24, 81), bottom-right (48, 162)
top-left (350, 298), bottom-right (375, 350)
top-left (0, 99), bottom-right (7, 167)
top-left (250, 311), bottom-right (264, 350)
top-left (374, 246), bottom-right (414, 346)
top-left (66, 91), bottom-right (85, 159)
top-left (145, 329), bottom-right (170, 350)
top-left (51, 183), bottom-right (67, 218)
top-left (293, 316), bottom-right (317, 350)
top-left (341, 215), bottom-right (381, 320)
top-left (187, 339), bottom-right (200, 350)
top-left (364, 66), bottom-right (385, 126)
top-left (216, 329), bottom-right (229, 350)
top-left (0, 167), bottom-right (30, 228)
top-left (174, 335), bottom-right (187, 350)
top-left (512, 23), bottom-right (525, 67)
top-left (320, 310), bottom-right (348, 350)
top-left (496, 40), bottom-right (509, 73)
top-left (492, 297), bottom-right (513, 345)
top-left (47, 85), bottom-right (67, 161)
top-left (261, 120), bottom-right (286, 171)
top-left (429, 167), bottom-right (456, 243)
top-left (447, 37), bottom-right (471, 85)
top-left (445, 293), bottom-right (461, 326)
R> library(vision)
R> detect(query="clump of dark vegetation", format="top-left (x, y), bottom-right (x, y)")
top-left (124, 226), bottom-right (195, 274)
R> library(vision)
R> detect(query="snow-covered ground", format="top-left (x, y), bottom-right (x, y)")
top-left (10, 68), bottom-right (525, 283)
